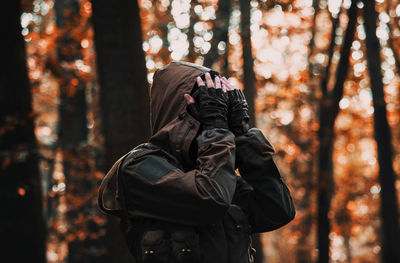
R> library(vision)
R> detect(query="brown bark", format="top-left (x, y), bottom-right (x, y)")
top-left (55, 0), bottom-right (88, 148)
top-left (187, 0), bottom-right (197, 62)
top-left (240, 0), bottom-right (256, 129)
top-left (308, 0), bottom-right (321, 77)
top-left (296, 4), bottom-right (340, 263)
top-left (0, 1), bottom-right (45, 262)
top-left (362, 1), bottom-right (400, 262)
top-left (54, 1), bottom-right (104, 262)
top-left (239, 1), bottom-right (262, 261)
top-left (317, 2), bottom-right (357, 263)
top-left (91, 0), bottom-right (150, 261)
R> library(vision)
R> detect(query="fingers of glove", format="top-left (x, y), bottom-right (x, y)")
top-left (232, 88), bottom-right (246, 101)
top-left (238, 89), bottom-right (246, 100)
top-left (205, 72), bottom-right (214, 88)
top-left (214, 76), bottom-right (222, 90)
top-left (215, 88), bottom-right (229, 102)
top-left (221, 77), bottom-right (235, 91)
top-left (222, 83), bottom-right (228, 92)
top-left (196, 76), bottom-right (205, 87)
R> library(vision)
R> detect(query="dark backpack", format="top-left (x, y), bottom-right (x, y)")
top-left (98, 145), bottom-right (202, 263)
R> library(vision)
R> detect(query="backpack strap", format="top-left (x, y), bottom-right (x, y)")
top-left (98, 152), bottom-right (130, 217)
top-left (98, 144), bottom-right (166, 217)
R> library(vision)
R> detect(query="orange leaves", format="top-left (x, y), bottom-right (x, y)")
top-left (65, 231), bottom-right (88, 242)
top-left (81, 0), bottom-right (92, 17)
top-left (1, 157), bottom-right (12, 170)
top-left (93, 215), bottom-right (106, 226)
top-left (36, 126), bottom-right (52, 137)
top-left (19, 0), bottom-right (400, 262)
top-left (17, 187), bottom-right (27, 196)
top-left (66, 233), bottom-right (75, 242)
top-left (80, 38), bottom-right (89, 48)
top-left (94, 171), bottom-right (104, 180)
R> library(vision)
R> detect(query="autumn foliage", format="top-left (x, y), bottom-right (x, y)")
top-left (3, 0), bottom-right (400, 262)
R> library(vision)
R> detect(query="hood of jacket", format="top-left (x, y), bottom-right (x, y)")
top-left (149, 61), bottom-right (218, 168)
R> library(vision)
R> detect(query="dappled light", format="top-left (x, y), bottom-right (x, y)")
top-left (2, 0), bottom-right (400, 262)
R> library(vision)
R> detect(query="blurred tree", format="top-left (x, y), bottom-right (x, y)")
top-left (240, 0), bottom-right (256, 129)
top-left (204, 0), bottom-right (231, 76)
top-left (0, 0), bottom-right (45, 262)
top-left (307, 0), bottom-right (320, 77)
top-left (362, 0), bottom-right (400, 262)
top-left (317, 2), bottom-right (357, 263)
top-left (188, 0), bottom-right (198, 61)
top-left (315, 11), bottom-right (342, 263)
top-left (295, 2), bottom-right (332, 261)
top-left (54, 0), bottom-right (105, 262)
top-left (239, 1), bottom-right (262, 262)
top-left (55, 1), bottom-right (88, 148)
top-left (91, 0), bottom-right (150, 261)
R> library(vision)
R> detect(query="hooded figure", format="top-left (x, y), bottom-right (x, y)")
top-left (98, 61), bottom-right (295, 263)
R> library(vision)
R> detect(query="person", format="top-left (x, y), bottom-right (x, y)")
top-left (98, 61), bottom-right (295, 263)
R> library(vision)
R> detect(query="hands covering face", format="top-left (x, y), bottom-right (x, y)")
top-left (184, 72), bottom-right (249, 136)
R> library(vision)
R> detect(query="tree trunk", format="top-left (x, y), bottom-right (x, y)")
top-left (296, 4), bottom-right (340, 263)
top-left (91, 0), bottom-right (150, 261)
top-left (240, 0), bottom-right (256, 129)
top-left (187, 0), bottom-right (197, 62)
top-left (239, 1), bottom-right (262, 261)
top-left (54, 1), bottom-right (104, 262)
top-left (317, 2), bottom-right (357, 263)
top-left (0, 1), bottom-right (45, 262)
top-left (362, 1), bottom-right (400, 262)
top-left (308, 0), bottom-right (321, 77)
top-left (204, 0), bottom-right (231, 75)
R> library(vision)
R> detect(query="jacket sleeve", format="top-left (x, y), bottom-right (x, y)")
top-left (233, 128), bottom-right (295, 233)
top-left (121, 128), bottom-right (237, 226)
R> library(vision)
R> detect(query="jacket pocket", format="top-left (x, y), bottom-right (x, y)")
top-left (170, 229), bottom-right (200, 263)
top-left (140, 230), bottom-right (170, 263)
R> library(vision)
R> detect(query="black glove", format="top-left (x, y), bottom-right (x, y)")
top-left (187, 85), bottom-right (229, 130)
top-left (227, 89), bottom-right (250, 136)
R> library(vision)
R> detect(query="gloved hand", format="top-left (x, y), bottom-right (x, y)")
top-left (221, 77), bottom-right (250, 136)
top-left (184, 73), bottom-right (229, 130)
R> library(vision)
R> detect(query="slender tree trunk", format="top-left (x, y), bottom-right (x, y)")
top-left (362, 1), bottom-right (400, 262)
top-left (0, 1), bottom-right (45, 262)
top-left (238, 1), bottom-right (262, 261)
top-left (296, 4), bottom-right (339, 263)
top-left (317, 2), bottom-right (357, 263)
top-left (204, 0), bottom-right (231, 74)
top-left (308, 0), bottom-right (320, 77)
top-left (55, 1), bottom-right (104, 262)
top-left (294, 150), bottom-right (314, 263)
top-left (91, 0), bottom-right (150, 261)
top-left (187, 0), bottom-right (197, 62)
top-left (335, 193), bottom-right (353, 263)
top-left (240, 0), bottom-right (256, 129)
top-left (239, 1), bottom-right (263, 262)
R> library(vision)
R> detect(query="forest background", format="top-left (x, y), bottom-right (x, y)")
top-left (2, 0), bottom-right (400, 262)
